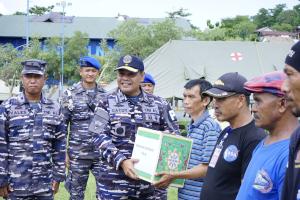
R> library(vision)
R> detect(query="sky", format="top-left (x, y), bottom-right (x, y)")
top-left (0, 0), bottom-right (298, 29)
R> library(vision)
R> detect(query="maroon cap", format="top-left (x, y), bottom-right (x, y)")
top-left (244, 71), bottom-right (286, 97)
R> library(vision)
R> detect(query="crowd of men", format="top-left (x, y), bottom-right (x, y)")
top-left (0, 41), bottom-right (299, 200)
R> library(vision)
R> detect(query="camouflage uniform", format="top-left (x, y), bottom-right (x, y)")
top-left (89, 88), bottom-right (179, 200)
top-left (62, 81), bottom-right (105, 200)
top-left (0, 92), bottom-right (65, 200)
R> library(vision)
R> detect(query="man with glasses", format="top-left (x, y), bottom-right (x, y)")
top-left (200, 72), bottom-right (266, 200)
top-left (63, 56), bottom-right (105, 200)
top-left (89, 55), bottom-right (179, 200)
top-left (0, 59), bottom-right (65, 199)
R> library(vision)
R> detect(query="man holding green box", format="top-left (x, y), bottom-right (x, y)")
top-left (89, 55), bottom-right (179, 200)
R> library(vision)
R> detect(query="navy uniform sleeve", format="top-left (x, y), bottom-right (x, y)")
top-left (0, 104), bottom-right (8, 187)
top-left (62, 89), bottom-right (72, 125)
top-left (51, 107), bottom-right (66, 182)
top-left (160, 98), bottom-right (180, 135)
top-left (90, 102), bottom-right (127, 170)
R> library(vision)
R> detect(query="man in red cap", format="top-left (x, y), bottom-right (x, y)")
top-left (236, 71), bottom-right (298, 200)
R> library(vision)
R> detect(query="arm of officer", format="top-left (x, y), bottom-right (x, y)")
top-left (90, 105), bottom-right (127, 171)
top-left (62, 90), bottom-right (72, 168)
top-left (160, 99), bottom-right (180, 135)
top-left (51, 109), bottom-right (66, 184)
top-left (0, 104), bottom-right (9, 192)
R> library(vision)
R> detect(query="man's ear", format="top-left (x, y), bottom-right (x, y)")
top-left (278, 97), bottom-right (287, 113)
top-left (202, 96), bottom-right (211, 107)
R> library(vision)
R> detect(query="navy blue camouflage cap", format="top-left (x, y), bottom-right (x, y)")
top-left (79, 56), bottom-right (101, 70)
top-left (21, 59), bottom-right (47, 75)
top-left (203, 72), bottom-right (250, 98)
top-left (142, 73), bottom-right (155, 85)
top-left (116, 55), bottom-right (144, 73)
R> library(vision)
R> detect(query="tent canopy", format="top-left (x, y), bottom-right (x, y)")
top-left (105, 40), bottom-right (295, 98)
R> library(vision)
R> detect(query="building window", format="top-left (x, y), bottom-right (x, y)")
top-left (96, 46), bottom-right (104, 56)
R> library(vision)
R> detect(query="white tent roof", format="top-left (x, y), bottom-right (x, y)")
top-left (106, 40), bottom-right (295, 98)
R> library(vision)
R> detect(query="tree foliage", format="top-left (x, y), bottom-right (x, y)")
top-left (167, 8), bottom-right (192, 18)
top-left (101, 19), bottom-right (184, 82)
top-left (0, 32), bottom-right (89, 94)
top-left (194, 3), bottom-right (300, 41)
top-left (29, 5), bottom-right (54, 15)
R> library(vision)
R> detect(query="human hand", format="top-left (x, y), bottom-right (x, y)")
top-left (52, 181), bottom-right (60, 194)
top-left (153, 172), bottom-right (174, 188)
top-left (121, 159), bottom-right (139, 180)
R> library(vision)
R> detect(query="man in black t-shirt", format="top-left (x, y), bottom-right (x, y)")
top-left (281, 41), bottom-right (300, 200)
top-left (201, 72), bottom-right (266, 200)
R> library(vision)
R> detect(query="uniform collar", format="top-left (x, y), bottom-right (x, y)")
top-left (115, 88), bottom-right (151, 104)
top-left (17, 92), bottom-right (51, 105)
top-left (74, 81), bottom-right (105, 94)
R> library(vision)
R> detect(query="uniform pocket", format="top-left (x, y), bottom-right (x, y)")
top-left (8, 120), bottom-right (30, 141)
top-left (43, 115), bottom-right (60, 140)
top-left (73, 105), bottom-right (90, 120)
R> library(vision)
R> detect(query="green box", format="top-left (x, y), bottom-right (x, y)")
top-left (132, 127), bottom-right (193, 187)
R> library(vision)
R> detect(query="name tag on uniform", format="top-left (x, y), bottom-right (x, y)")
top-left (209, 146), bottom-right (222, 168)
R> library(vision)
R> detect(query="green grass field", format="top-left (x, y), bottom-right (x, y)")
top-left (1, 174), bottom-right (178, 200)
top-left (54, 174), bottom-right (178, 200)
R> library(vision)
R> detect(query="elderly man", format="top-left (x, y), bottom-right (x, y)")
top-left (236, 71), bottom-right (298, 200)
top-left (200, 72), bottom-right (266, 200)
top-left (89, 55), bottom-right (179, 200)
top-left (0, 59), bottom-right (65, 199)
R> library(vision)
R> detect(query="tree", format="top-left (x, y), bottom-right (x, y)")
top-left (269, 4), bottom-right (286, 24)
top-left (232, 21), bottom-right (257, 40)
top-left (167, 8), bottom-right (191, 18)
top-left (276, 10), bottom-right (300, 28)
top-left (190, 28), bottom-right (227, 41)
top-left (63, 31), bottom-right (89, 84)
top-left (0, 31), bottom-right (89, 97)
top-left (29, 5), bottom-right (54, 15)
top-left (43, 31), bottom-right (89, 84)
top-left (253, 8), bottom-right (272, 28)
top-left (13, 11), bottom-right (26, 15)
top-left (0, 44), bottom-right (24, 96)
top-left (101, 19), bottom-right (183, 82)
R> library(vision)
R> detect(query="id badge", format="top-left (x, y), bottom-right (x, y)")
top-left (209, 146), bottom-right (222, 168)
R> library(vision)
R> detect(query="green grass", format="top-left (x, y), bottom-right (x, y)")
top-left (55, 174), bottom-right (178, 200)
top-left (1, 174), bottom-right (178, 200)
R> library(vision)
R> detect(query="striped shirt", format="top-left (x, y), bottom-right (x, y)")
top-left (178, 110), bottom-right (221, 200)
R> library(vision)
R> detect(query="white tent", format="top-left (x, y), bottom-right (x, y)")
top-left (0, 79), bottom-right (19, 101)
top-left (106, 40), bottom-right (295, 98)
